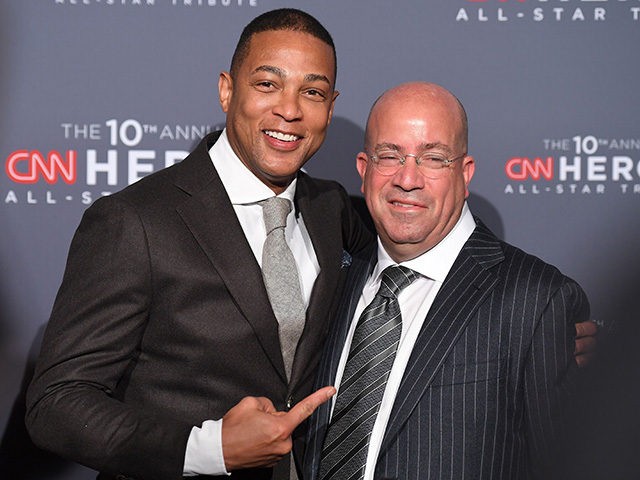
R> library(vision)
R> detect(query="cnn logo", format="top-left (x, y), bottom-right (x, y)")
top-left (505, 157), bottom-right (554, 180)
top-left (5, 150), bottom-right (77, 184)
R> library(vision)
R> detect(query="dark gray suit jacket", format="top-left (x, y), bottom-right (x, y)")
top-left (304, 221), bottom-right (590, 480)
top-left (25, 132), bottom-right (373, 480)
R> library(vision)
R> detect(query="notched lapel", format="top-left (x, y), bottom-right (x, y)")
top-left (173, 134), bottom-right (287, 382)
top-left (380, 225), bottom-right (505, 453)
top-left (288, 177), bottom-right (349, 388)
top-left (324, 248), bottom-right (376, 387)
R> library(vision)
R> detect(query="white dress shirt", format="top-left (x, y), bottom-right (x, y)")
top-left (183, 129), bottom-right (320, 476)
top-left (329, 203), bottom-right (476, 480)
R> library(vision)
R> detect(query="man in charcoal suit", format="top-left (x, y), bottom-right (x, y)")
top-left (304, 82), bottom-right (590, 480)
top-left (25, 9), bottom-right (372, 480)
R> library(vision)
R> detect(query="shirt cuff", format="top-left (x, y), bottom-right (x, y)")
top-left (183, 419), bottom-right (230, 476)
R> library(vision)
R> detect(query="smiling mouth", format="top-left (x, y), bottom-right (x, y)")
top-left (392, 201), bottom-right (421, 208)
top-left (264, 130), bottom-right (301, 142)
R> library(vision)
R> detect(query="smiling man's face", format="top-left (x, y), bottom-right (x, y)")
top-left (219, 29), bottom-right (338, 194)
top-left (356, 83), bottom-right (475, 262)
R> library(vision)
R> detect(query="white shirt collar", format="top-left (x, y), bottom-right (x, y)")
top-left (208, 129), bottom-right (297, 205)
top-left (374, 202), bottom-right (476, 283)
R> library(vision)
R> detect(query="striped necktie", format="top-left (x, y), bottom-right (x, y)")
top-left (318, 265), bottom-right (419, 480)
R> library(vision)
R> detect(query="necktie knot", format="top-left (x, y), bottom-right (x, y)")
top-left (261, 196), bottom-right (291, 234)
top-left (378, 265), bottom-right (419, 298)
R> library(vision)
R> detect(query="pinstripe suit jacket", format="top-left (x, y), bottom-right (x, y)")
top-left (304, 220), bottom-right (590, 480)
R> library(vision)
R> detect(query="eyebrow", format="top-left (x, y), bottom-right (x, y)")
top-left (375, 142), bottom-right (452, 153)
top-left (252, 65), bottom-right (331, 85)
top-left (253, 65), bottom-right (285, 77)
top-left (375, 142), bottom-right (402, 151)
top-left (418, 142), bottom-right (452, 153)
top-left (304, 73), bottom-right (331, 85)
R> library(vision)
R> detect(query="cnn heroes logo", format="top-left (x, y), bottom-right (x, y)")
top-left (4, 119), bottom-right (220, 205)
top-left (456, 0), bottom-right (640, 23)
top-left (504, 135), bottom-right (640, 195)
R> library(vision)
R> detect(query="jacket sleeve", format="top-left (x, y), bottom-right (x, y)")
top-left (25, 196), bottom-right (191, 480)
top-left (523, 276), bottom-right (590, 478)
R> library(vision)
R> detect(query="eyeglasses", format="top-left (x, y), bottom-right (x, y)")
top-left (367, 149), bottom-right (466, 177)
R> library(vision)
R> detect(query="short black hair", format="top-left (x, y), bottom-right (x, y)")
top-left (230, 8), bottom-right (336, 81)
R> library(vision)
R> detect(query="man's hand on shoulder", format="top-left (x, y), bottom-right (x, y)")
top-left (575, 320), bottom-right (598, 368)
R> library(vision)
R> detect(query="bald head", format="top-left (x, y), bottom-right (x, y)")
top-left (365, 82), bottom-right (468, 155)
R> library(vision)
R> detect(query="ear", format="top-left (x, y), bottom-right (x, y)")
top-left (218, 71), bottom-right (233, 113)
top-left (326, 90), bottom-right (340, 126)
top-left (462, 155), bottom-right (475, 198)
top-left (356, 151), bottom-right (368, 194)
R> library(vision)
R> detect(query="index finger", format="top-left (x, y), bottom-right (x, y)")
top-left (280, 386), bottom-right (336, 433)
top-left (575, 320), bottom-right (598, 338)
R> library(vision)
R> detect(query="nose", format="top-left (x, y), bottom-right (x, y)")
top-left (393, 155), bottom-right (425, 191)
top-left (273, 89), bottom-right (302, 121)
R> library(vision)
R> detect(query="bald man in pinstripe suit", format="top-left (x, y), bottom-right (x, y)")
top-left (304, 82), bottom-right (590, 480)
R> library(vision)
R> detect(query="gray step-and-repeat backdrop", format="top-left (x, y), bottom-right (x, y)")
top-left (1, 1), bottom-right (638, 478)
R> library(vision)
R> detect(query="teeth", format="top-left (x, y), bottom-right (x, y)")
top-left (265, 130), bottom-right (300, 142)
top-left (393, 202), bottom-right (413, 207)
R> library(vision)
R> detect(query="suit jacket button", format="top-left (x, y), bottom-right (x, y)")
top-left (286, 396), bottom-right (293, 410)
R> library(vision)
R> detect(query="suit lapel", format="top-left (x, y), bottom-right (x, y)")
top-left (289, 174), bottom-right (342, 387)
top-left (173, 132), bottom-right (286, 383)
top-left (380, 224), bottom-right (504, 453)
top-left (323, 247), bottom-right (376, 388)
top-left (305, 246), bottom-right (376, 479)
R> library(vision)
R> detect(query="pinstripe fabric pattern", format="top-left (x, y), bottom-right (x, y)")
top-left (304, 222), bottom-right (589, 480)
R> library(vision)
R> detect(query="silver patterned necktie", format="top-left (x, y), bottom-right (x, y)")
top-left (260, 196), bottom-right (306, 381)
top-left (318, 265), bottom-right (419, 480)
